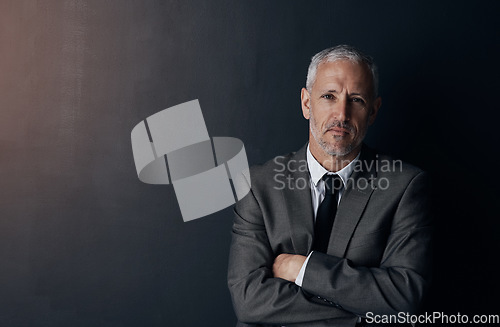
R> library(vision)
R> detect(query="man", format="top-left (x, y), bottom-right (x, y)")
top-left (227, 45), bottom-right (432, 327)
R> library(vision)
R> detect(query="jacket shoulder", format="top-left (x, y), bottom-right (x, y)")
top-left (370, 152), bottom-right (429, 194)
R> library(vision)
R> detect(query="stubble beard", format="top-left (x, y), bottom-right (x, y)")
top-left (309, 110), bottom-right (357, 157)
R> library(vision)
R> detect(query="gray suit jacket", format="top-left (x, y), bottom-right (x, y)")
top-left (227, 144), bottom-right (432, 327)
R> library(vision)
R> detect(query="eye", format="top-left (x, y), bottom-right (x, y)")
top-left (321, 94), bottom-right (334, 100)
top-left (350, 97), bottom-right (365, 104)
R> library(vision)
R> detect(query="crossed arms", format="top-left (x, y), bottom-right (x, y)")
top-left (227, 171), bottom-right (432, 325)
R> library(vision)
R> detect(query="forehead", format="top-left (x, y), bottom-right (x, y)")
top-left (314, 59), bottom-right (373, 93)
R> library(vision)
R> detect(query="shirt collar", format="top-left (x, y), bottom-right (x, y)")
top-left (306, 144), bottom-right (360, 187)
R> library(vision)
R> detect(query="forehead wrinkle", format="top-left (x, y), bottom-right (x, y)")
top-left (316, 78), bottom-right (369, 96)
top-left (314, 61), bottom-right (373, 96)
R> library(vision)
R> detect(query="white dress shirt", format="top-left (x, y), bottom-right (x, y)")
top-left (295, 145), bottom-right (360, 287)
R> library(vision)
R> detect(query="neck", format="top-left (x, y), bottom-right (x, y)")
top-left (309, 138), bottom-right (361, 172)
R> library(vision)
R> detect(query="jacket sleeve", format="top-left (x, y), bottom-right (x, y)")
top-left (227, 186), bottom-right (357, 325)
top-left (301, 171), bottom-right (433, 316)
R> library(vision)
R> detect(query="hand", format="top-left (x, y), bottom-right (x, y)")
top-left (273, 253), bottom-right (307, 282)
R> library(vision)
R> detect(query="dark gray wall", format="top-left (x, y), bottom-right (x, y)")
top-left (1, 1), bottom-right (499, 326)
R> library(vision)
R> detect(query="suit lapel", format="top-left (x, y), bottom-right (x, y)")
top-left (280, 144), bottom-right (378, 257)
top-left (328, 145), bottom-right (378, 257)
top-left (281, 144), bottom-right (315, 255)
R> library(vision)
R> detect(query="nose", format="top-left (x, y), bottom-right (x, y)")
top-left (334, 97), bottom-right (350, 122)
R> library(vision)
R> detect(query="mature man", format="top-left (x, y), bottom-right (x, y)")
top-left (228, 45), bottom-right (432, 327)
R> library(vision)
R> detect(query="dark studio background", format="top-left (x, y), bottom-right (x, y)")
top-left (0, 1), bottom-right (499, 326)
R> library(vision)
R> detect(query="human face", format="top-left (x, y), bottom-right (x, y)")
top-left (301, 59), bottom-right (381, 159)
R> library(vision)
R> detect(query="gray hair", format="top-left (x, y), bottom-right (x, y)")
top-left (306, 45), bottom-right (379, 98)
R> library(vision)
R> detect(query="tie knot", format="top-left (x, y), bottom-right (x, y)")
top-left (323, 174), bottom-right (343, 195)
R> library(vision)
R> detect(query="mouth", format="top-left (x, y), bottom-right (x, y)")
top-left (327, 127), bottom-right (351, 136)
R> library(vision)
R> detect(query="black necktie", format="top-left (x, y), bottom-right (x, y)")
top-left (313, 174), bottom-right (343, 253)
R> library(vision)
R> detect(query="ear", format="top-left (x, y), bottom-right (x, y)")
top-left (301, 88), bottom-right (311, 120)
top-left (368, 96), bottom-right (382, 125)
